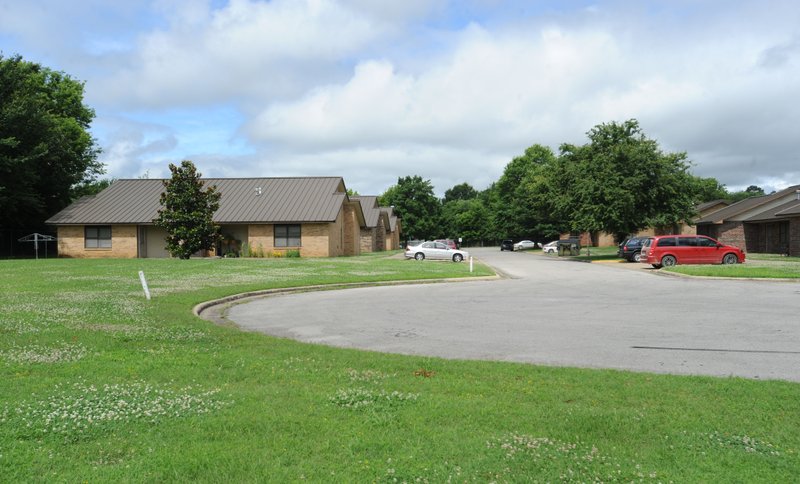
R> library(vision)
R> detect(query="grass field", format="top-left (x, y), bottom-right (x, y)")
top-left (666, 253), bottom-right (800, 278)
top-left (1, 255), bottom-right (798, 482)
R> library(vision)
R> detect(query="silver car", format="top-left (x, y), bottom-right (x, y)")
top-left (405, 241), bottom-right (469, 262)
top-left (513, 240), bottom-right (537, 251)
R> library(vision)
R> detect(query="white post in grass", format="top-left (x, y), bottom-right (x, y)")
top-left (469, 256), bottom-right (473, 273)
top-left (138, 271), bottom-right (151, 300)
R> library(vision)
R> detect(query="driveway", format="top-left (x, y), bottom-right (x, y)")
top-left (224, 247), bottom-right (800, 382)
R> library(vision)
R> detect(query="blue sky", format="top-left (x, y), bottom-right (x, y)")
top-left (2, 0), bottom-right (799, 195)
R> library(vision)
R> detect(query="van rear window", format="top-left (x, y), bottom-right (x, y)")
top-left (657, 237), bottom-right (677, 247)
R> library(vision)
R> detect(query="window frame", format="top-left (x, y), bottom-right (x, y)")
top-left (274, 224), bottom-right (301, 247)
top-left (84, 225), bottom-right (112, 249)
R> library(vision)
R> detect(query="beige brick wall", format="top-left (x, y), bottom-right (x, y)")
top-left (303, 223), bottom-right (332, 257)
top-left (360, 228), bottom-right (376, 253)
top-left (57, 225), bottom-right (138, 258)
top-left (343, 203), bottom-right (360, 256)
top-left (247, 224), bottom-right (275, 256)
top-left (248, 223), bottom-right (334, 257)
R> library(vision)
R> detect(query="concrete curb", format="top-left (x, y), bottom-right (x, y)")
top-left (193, 272), bottom-right (502, 323)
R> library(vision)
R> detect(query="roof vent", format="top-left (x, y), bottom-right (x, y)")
top-left (255, 187), bottom-right (262, 196)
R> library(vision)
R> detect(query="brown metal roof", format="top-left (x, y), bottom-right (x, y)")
top-left (776, 201), bottom-right (800, 216)
top-left (381, 206), bottom-right (398, 232)
top-left (695, 199), bottom-right (729, 213)
top-left (695, 185), bottom-right (800, 224)
top-left (746, 199), bottom-right (800, 221)
top-left (46, 177), bottom-right (349, 225)
top-left (350, 195), bottom-right (390, 229)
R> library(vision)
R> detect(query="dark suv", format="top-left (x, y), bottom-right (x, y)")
top-left (617, 236), bottom-right (652, 262)
top-left (500, 239), bottom-right (514, 251)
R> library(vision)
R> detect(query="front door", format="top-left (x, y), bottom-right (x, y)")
top-left (137, 226), bottom-right (147, 258)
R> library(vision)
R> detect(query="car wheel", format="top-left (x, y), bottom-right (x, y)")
top-left (722, 253), bottom-right (738, 264)
top-left (452, 253), bottom-right (463, 262)
top-left (661, 255), bottom-right (677, 267)
top-left (414, 252), bottom-right (425, 261)
top-left (633, 252), bottom-right (642, 263)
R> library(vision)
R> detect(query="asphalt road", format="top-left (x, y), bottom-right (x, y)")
top-left (224, 247), bottom-right (800, 382)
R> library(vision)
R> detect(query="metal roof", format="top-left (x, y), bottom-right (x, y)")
top-left (46, 177), bottom-right (350, 225)
top-left (381, 206), bottom-right (398, 232)
top-left (350, 196), bottom-right (390, 229)
top-left (776, 201), bottom-right (800, 216)
top-left (745, 199), bottom-right (800, 222)
top-left (695, 185), bottom-right (800, 224)
top-left (695, 199), bottom-right (729, 214)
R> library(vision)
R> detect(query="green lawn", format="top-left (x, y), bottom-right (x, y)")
top-left (1, 256), bottom-right (798, 482)
top-left (665, 253), bottom-right (800, 278)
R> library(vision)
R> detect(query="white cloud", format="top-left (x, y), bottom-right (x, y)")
top-left (3, 0), bottom-right (800, 195)
top-left (94, 0), bottom-right (380, 107)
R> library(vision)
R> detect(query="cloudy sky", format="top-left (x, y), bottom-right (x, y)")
top-left (2, 0), bottom-right (799, 196)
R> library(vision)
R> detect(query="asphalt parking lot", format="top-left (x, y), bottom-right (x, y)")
top-left (224, 247), bottom-right (800, 382)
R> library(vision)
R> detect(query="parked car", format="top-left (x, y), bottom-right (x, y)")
top-left (500, 239), bottom-right (514, 251)
top-left (617, 236), bottom-right (653, 262)
top-left (434, 239), bottom-right (458, 250)
top-left (541, 240), bottom-right (558, 254)
top-left (640, 235), bottom-right (745, 268)
top-left (405, 241), bottom-right (469, 262)
top-left (513, 240), bottom-right (537, 251)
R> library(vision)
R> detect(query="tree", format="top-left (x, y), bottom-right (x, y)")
top-left (154, 161), bottom-right (221, 259)
top-left (443, 182), bottom-right (478, 204)
top-left (441, 198), bottom-right (492, 246)
top-left (379, 175), bottom-right (440, 240)
top-left (553, 119), bottom-right (696, 242)
top-left (690, 176), bottom-right (729, 203)
top-left (493, 144), bottom-right (559, 239)
top-left (0, 54), bottom-right (102, 228)
top-left (729, 185), bottom-right (766, 202)
top-left (70, 178), bottom-right (114, 199)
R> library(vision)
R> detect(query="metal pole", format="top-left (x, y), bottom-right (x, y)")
top-left (34, 233), bottom-right (39, 260)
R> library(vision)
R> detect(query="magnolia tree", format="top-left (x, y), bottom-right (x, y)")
top-left (154, 161), bottom-right (221, 259)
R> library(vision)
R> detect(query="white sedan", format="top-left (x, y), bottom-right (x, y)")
top-left (513, 240), bottom-right (537, 251)
top-left (405, 241), bottom-right (469, 262)
top-left (541, 240), bottom-right (558, 254)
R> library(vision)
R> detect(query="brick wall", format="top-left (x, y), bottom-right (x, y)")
top-left (57, 225), bottom-right (138, 258)
top-left (247, 224), bottom-right (275, 255)
top-left (376, 221), bottom-right (386, 251)
top-left (343, 204), bottom-right (360, 256)
top-left (717, 222), bottom-right (747, 250)
top-left (303, 223), bottom-right (332, 257)
top-left (360, 228), bottom-right (376, 253)
top-left (249, 223), bottom-right (333, 257)
top-left (790, 217), bottom-right (800, 256)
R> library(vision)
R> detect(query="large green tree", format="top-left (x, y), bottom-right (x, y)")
top-left (729, 185), bottom-right (767, 202)
top-left (554, 119), bottom-right (696, 241)
top-left (441, 198), bottom-right (492, 246)
top-left (379, 175), bottom-right (440, 240)
top-left (154, 161), bottom-right (221, 259)
top-left (494, 144), bottom-right (560, 239)
top-left (690, 176), bottom-right (729, 203)
top-left (0, 54), bottom-right (102, 228)
top-left (442, 182), bottom-right (478, 204)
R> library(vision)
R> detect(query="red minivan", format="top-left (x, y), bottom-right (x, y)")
top-left (640, 235), bottom-right (745, 268)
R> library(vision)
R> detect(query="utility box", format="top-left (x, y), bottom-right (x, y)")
top-left (557, 238), bottom-right (581, 256)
